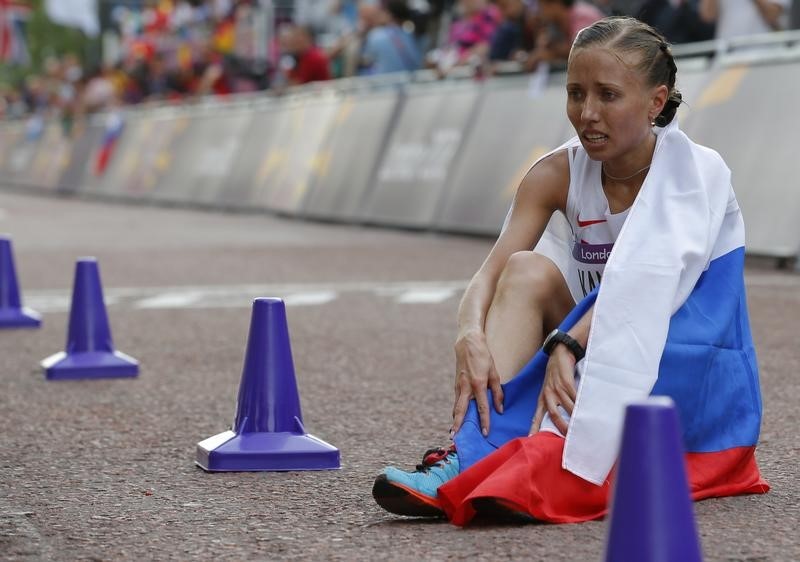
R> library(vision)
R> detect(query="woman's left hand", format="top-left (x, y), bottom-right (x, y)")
top-left (529, 345), bottom-right (578, 436)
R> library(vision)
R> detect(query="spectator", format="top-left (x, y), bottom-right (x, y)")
top-left (1, 1), bottom-right (288, 119)
top-left (317, 1), bottom-right (360, 78)
top-left (115, 57), bottom-right (147, 105)
top-left (294, 0), bottom-right (345, 31)
top-left (82, 67), bottom-right (118, 113)
top-left (0, 87), bottom-right (27, 119)
top-left (359, 1), bottom-right (423, 75)
top-left (194, 47), bottom-right (234, 97)
top-left (637, 0), bottom-right (715, 43)
top-left (522, 0), bottom-right (604, 71)
top-left (415, 0), bottom-right (452, 54)
top-left (296, 0), bottom-right (358, 40)
top-left (145, 54), bottom-right (172, 100)
top-left (699, 0), bottom-right (791, 40)
top-left (489, 0), bottom-right (538, 62)
top-left (403, 0), bottom-right (436, 55)
top-left (278, 25), bottom-right (332, 86)
top-left (451, 0), bottom-right (502, 57)
top-left (22, 75), bottom-right (49, 115)
top-left (428, 0), bottom-right (501, 73)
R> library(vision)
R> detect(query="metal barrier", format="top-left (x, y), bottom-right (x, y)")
top-left (257, 91), bottom-right (342, 214)
top-left (301, 89), bottom-right (402, 222)
top-left (360, 81), bottom-right (482, 229)
top-left (680, 58), bottom-right (800, 257)
top-left (153, 110), bottom-right (251, 206)
top-left (2, 35), bottom-right (799, 263)
top-left (60, 121), bottom-right (105, 195)
top-left (435, 74), bottom-right (573, 235)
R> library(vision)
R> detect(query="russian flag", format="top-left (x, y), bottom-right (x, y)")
top-left (0, 0), bottom-right (31, 66)
top-left (94, 112), bottom-right (124, 176)
top-left (441, 123), bottom-right (769, 525)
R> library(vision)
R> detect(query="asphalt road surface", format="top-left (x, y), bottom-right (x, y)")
top-left (1, 190), bottom-right (798, 561)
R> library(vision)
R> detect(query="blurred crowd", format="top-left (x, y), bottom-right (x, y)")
top-left (1, 0), bottom-right (797, 122)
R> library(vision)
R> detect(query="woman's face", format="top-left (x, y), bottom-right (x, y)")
top-left (566, 47), bottom-right (666, 162)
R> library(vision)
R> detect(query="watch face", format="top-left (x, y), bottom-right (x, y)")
top-left (543, 329), bottom-right (560, 352)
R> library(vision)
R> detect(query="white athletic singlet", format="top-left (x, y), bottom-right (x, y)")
top-left (563, 147), bottom-right (631, 302)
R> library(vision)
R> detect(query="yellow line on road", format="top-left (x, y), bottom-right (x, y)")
top-left (696, 66), bottom-right (749, 109)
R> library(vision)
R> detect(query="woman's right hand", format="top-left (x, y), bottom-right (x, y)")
top-left (452, 330), bottom-right (504, 438)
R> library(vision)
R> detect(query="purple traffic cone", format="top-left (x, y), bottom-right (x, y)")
top-left (0, 235), bottom-right (41, 329)
top-left (196, 298), bottom-right (340, 471)
top-left (40, 258), bottom-right (138, 380)
top-left (604, 397), bottom-right (702, 562)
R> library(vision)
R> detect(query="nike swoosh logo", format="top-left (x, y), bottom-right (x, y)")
top-left (576, 213), bottom-right (607, 228)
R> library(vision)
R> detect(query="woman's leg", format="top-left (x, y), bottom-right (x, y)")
top-left (484, 251), bottom-right (575, 383)
top-left (372, 252), bottom-right (575, 518)
top-left (435, 254), bottom-right (579, 523)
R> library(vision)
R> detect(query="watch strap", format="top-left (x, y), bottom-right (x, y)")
top-left (543, 329), bottom-right (586, 361)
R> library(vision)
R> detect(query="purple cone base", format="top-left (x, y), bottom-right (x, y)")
top-left (0, 236), bottom-right (41, 329)
top-left (196, 298), bottom-right (341, 472)
top-left (42, 350), bottom-right (139, 380)
top-left (196, 425), bottom-right (340, 472)
top-left (0, 307), bottom-right (42, 329)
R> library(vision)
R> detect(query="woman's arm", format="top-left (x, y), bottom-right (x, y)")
top-left (457, 151), bottom-right (569, 337)
top-left (530, 305), bottom-right (593, 435)
top-left (752, 0), bottom-right (785, 29)
top-left (452, 150), bottom-right (569, 436)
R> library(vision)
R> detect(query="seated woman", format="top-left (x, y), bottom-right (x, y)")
top-left (372, 16), bottom-right (769, 525)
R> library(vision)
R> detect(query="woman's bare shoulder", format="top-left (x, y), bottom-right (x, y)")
top-left (516, 148), bottom-right (570, 211)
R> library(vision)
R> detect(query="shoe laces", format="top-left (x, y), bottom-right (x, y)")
top-left (415, 444), bottom-right (456, 473)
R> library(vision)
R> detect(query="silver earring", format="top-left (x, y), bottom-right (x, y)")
top-left (650, 118), bottom-right (656, 126)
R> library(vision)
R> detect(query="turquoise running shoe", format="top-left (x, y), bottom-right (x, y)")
top-left (372, 444), bottom-right (459, 517)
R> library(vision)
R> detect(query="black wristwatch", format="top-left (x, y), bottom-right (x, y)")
top-left (542, 329), bottom-right (586, 361)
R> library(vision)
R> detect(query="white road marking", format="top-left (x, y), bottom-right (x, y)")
top-left (134, 291), bottom-right (205, 309)
top-left (396, 288), bottom-right (457, 303)
top-left (23, 294), bottom-right (121, 312)
top-left (23, 295), bottom-right (72, 312)
top-left (16, 271), bottom-right (800, 313)
top-left (282, 291), bottom-right (337, 307)
top-left (21, 280), bottom-right (469, 312)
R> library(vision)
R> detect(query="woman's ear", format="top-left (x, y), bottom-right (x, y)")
top-left (650, 84), bottom-right (669, 121)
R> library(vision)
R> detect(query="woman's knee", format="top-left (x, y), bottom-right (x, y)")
top-left (496, 251), bottom-right (564, 302)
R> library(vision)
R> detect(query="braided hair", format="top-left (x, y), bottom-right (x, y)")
top-left (570, 17), bottom-right (682, 127)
